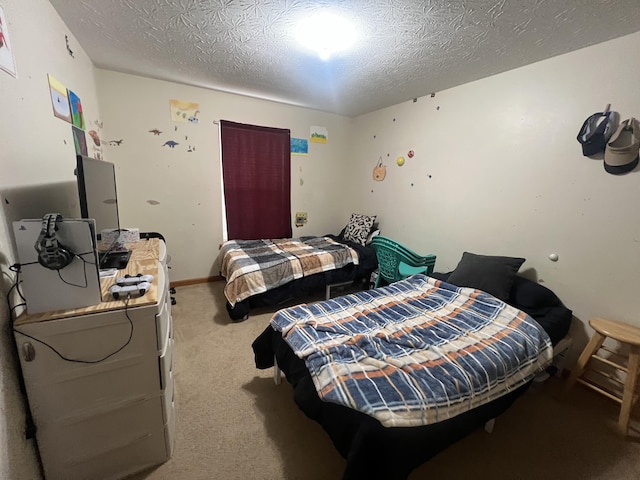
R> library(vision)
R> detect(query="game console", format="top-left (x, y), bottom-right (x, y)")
top-left (12, 217), bottom-right (102, 313)
top-left (109, 282), bottom-right (151, 299)
top-left (116, 274), bottom-right (154, 286)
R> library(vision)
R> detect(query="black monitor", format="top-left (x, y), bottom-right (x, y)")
top-left (75, 155), bottom-right (131, 269)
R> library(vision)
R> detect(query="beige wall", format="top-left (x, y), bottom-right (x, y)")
top-left (2, 0), bottom-right (640, 476)
top-left (0, 0), bottom-right (101, 477)
top-left (95, 70), bottom-right (355, 282)
top-left (351, 31), bottom-right (640, 356)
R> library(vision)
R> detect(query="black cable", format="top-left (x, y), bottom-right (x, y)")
top-left (56, 253), bottom-right (92, 288)
top-left (74, 251), bottom-right (96, 266)
top-left (7, 264), bottom-right (26, 301)
top-left (6, 264), bottom-right (26, 326)
top-left (12, 294), bottom-right (135, 364)
top-left (13, 251), bottom-right (97, 289)
top-left (10, 302), bottom-right (27, 320)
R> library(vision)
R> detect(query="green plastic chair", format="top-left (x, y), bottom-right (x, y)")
top-left (370, 236), bottom-right (436, 288)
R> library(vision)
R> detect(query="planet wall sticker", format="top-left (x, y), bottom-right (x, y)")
top-left (373, 157), bottom-right (386, 181)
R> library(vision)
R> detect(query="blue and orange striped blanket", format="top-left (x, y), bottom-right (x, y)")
top-left (270, 275), bottom-right (552, 428)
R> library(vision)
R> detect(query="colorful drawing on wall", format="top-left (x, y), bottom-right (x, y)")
top-left (68, 90), bottom-right (85, 129)
top-left (396, 156), bottom-right (405, 166)
top-left (48, 74), bottom-right (71, 122)
top-left (89, 120), bottom-right (103, 159)
top-left (188, 111), bottom-right (200, 124)
top-left (169, 99), bottom-right (200, 123)
top-left (291, 137), bottom-right (309, 155)
top-left (295, 212), bottom-right (308, 227)
top-left (162, 140), bottom-right (179, 148)
top-left (310, 126), bottom-right (328, 144)
top-left (148, 129), bottom-right (163, 135)
top-left (87, 130), bottom-right (101, 146)
top-left (72, 126), bottom-right (88, 156)
top-left (0, 6), bottom-right (17, 77)
top-left (107, 139), bottom-right (124, 146)
top-left (372, 157), bottom-right (386, 181)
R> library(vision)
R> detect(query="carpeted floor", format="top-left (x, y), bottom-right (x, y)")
top-left (129, 282), bottom-right (640, 480)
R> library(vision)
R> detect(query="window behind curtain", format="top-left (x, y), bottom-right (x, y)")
top-left (220, 120), bottom-right (292, 240)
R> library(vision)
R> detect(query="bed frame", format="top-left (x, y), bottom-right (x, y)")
top-left (252, 273), bottom-right (573, 479)
top-left (225, 235), bottom-right (378, 320)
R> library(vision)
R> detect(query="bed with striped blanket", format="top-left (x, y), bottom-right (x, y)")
top-left (220, 235), bottom-right (377, 320)
top-left (253, 273), bottom-right (571, 480)
top-left (271, 274), bottom-right (552, 428)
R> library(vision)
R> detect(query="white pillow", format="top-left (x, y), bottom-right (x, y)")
top-left (366, 229), bottom-right (380, 245)
top-left (343, 214), bottom-right (376, 246)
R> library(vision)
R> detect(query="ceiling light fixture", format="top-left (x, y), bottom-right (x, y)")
top-left (295, 12), bottom-right (357, 61)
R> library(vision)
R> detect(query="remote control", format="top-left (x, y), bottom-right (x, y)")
top-left (116, 274), bottom-right (154, 286)
top-left (109, 282), bottom-right (151, 299)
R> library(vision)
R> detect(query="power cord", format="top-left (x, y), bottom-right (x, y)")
top-left (6, 264), bottom-right (26, 323)
top-left (16, 250), bottom-right (96, 288)
top-left (7, 267), bottom-right (135, 364)
top-left (12, 294), bottom-right (134, 364)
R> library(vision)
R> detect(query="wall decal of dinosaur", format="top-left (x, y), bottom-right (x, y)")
top-left (188, 110), bottom-right (200, 124)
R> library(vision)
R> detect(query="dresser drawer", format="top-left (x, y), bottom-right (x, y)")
top-left (37, 395), bottom-right (167, 480)
top-left (15, 311), bottom-right (162, 420)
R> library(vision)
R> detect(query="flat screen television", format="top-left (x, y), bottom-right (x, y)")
top-left (75, 154), bottom-right (131, 269)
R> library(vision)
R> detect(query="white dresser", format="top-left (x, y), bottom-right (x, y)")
top-left (13, 238), bottom-right (175, 480)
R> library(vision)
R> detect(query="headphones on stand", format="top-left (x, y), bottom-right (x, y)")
top-left (34, 213), bottom-right (75, 270)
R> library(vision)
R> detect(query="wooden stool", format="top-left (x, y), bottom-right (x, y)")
top-left (565, 317), bottom-right (640, 434)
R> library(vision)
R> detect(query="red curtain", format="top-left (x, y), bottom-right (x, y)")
top-left (220, 120), bottom-right (292, 240)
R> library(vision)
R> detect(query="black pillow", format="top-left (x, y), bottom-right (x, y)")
top-left (507, 276), bottom-right (560, 309)
top-left (447, 252), bottom-right (526, 300)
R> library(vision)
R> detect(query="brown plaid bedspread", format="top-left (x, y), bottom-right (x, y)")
top-left (220, 236), bottom-right (360, 306)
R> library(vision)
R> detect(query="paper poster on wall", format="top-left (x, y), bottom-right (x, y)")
top-left (169, 99), bottom-right (200, 123)
top-left (295, 212), bottom-right (308, 227)
top-left (72, 126), bottom-right (88, 156)
top-left (310, 126), bottom-right (328, 144)
top-left (68, 90), bottom-right (85, 129)
top-left (291, 137), bottom-right (309, 155)
top-left (0, 6), bottom-right (17, 77)
top-left (48, 74), bottom-right (71, 123)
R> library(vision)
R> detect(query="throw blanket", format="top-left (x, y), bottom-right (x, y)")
top-left (220, 236), bottom-right (360, 306)
top-left (270, 275), bottom-right (552, 428)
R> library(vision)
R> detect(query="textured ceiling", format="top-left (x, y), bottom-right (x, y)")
top-left (49, 0), bottom-right (640, 117)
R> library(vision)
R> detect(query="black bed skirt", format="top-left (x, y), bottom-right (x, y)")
top-left (252, 325), bottom-right (532, 480)
top-left (227, 265), bottom-right (371, 320)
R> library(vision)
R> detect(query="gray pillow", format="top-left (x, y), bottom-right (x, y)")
top-left (447, 252), bottom-right (526, 300)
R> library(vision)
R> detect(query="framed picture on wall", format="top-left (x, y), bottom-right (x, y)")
top-left (291, 137), bottom-right (309, 155)
top-left (48, 74), bottom-right (72, 122)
